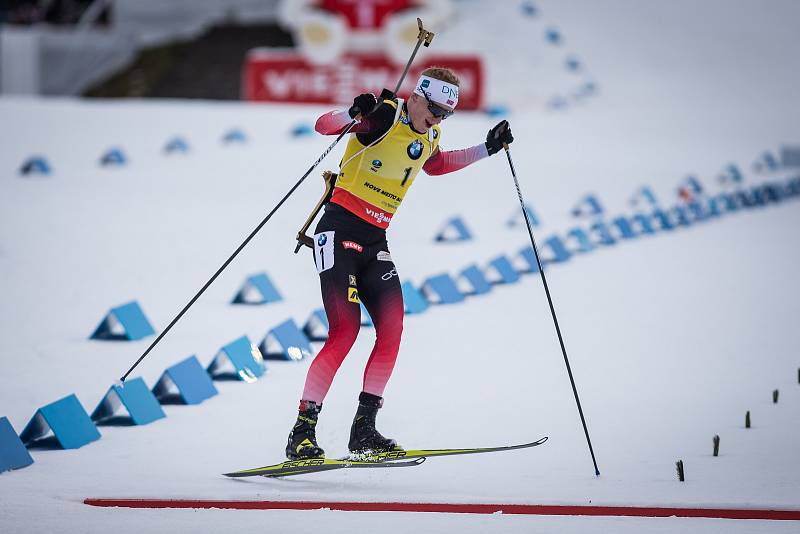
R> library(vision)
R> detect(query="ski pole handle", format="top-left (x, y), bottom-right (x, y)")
top-left (393, 18), bottom-right (435, 95)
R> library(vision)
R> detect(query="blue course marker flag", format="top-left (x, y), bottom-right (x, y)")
top-left (232, 272), bottom-right (283, 305)
top-left (611, 217), bottom-right (637, 239)
top-left (421, 274), bottom-right (465, 304)
top-left (91, 377), bottom-right (166, 425)
top-left (207, 336), bottom-right (266, 382)
top-left (571, 194), bottom-right (604, 218)
top-left (652, 209), bottom-right (676, 231)
top-left (20, 394), bottom-right (101, 450)
top-left (459, 265), bottom-right (492, 295)
top-left (670, 205), bottom-right (692, 226)
top-left (223, 129), bottom-right (247, 144)
top-left (566, 227), bottom-right (594, 252)
top-left (401, 281), bottom-right (429, 314)
top-left (164, 137), bottom-right (189, 154)
top-left (360, 302), bottom-right (373, 327)
top-left (588, 223), bottom-right (616, 246)
top-left (506, 203), bottom-right (539, 228)
top-left (518, 246), bottom-right (540, 274)
top-left (152, 356), bottom-right (218, 405)
top-left (19, 156), bottom-right (51, 176)
top-left (0, 417), bottom-right (34, 472)
top-left (487, 256), bottom-right (521, 284)
top-left (434, 216), bottom-right (473, 242)
top-left (90, 301), bottom-right (155, 341)
top-left (303, 308), bottom-right (330, 341)
top-left (260, 319), bottom-right (314, 361)
top-left (542, 235), bottom-right (572, 263)
top-left (100, 148), bottom-right (127, 166)
top-left (632, 213), bottom-right (657, 235)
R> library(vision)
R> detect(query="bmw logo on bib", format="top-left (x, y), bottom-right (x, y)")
top-left (407, 139), bottom-right (424, 160)
top-left (317, 234), bottom-right (327, 246)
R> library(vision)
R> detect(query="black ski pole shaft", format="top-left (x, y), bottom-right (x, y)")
top-left (503, 144), bottom-right (600, 477)
top-left (118, 122), bottom-right (358, 383)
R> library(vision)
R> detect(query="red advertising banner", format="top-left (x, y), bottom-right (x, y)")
top-left (242, 52), bottom-right (484, 110)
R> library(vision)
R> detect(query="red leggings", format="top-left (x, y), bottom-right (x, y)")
top-left (301, 206), bottom-right (404, 403)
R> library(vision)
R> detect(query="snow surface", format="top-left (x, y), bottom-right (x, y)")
top-left (2, 0), bottom-right (800, 532)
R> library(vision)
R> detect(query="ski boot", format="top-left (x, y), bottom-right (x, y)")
top-left (348, 392), bottom-right (400, 458)
top-left (286, 400), bottom-right (325, 460)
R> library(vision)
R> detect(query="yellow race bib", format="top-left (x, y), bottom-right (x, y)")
top-left (330, 102), bottom-right (440, 228)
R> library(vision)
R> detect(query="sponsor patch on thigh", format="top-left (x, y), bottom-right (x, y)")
top-left (342, 240), bottom-right (363, 252)
top-left (347, 287), bottom-right (360, 303)
top-left (377, 251), bottom-right (392, 262)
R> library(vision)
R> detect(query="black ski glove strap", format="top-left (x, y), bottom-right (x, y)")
top-left (485, 120), bottom-right (514, 156)
top-left (349, 93), bottom-right (379, 119)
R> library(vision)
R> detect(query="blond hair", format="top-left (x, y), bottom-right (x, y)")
top-left (421, 67), bottom-right (460, 86)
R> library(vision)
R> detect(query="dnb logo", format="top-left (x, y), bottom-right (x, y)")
top-left (407, 139), bottom-right (423, 160)
top-left (370, 159), bottom-right (382, 172)
top-left (317, 234), bottom-right (328, 246)
top-left (421, 79), bottom-right (430, 90)
top-left (347, 287), bottom-right (360, 303)
top-left (441, 85), bottom-right (459, 105)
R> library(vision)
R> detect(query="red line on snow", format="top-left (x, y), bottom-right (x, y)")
top-left (83, 499), bottom-right (800, 520)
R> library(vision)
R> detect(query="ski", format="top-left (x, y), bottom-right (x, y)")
top-left (349, 436), bottom-right (548, 463)
top-left (223, 437), bottom-right (547, 478)
top-left (223, 457), bottom-right (425, 478)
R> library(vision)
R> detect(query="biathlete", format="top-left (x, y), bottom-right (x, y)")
top-left (287, 66), bottom-right (514, 459)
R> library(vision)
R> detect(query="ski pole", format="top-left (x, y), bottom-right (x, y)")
top-left (503, 143), bottom-right (601, 477)
top-left (117, 123), bottom-right (356, 384)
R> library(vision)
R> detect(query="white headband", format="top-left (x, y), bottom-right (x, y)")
top-left (414, 74), bottom-right (459, 110)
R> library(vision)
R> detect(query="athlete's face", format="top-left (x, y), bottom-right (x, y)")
top-left (407, 93), bottom-right (453, 133)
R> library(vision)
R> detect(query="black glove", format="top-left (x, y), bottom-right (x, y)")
top-left (485, 120), bottom-right (514, 156)
top-left (349, 93), bottom-right (378, 119)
